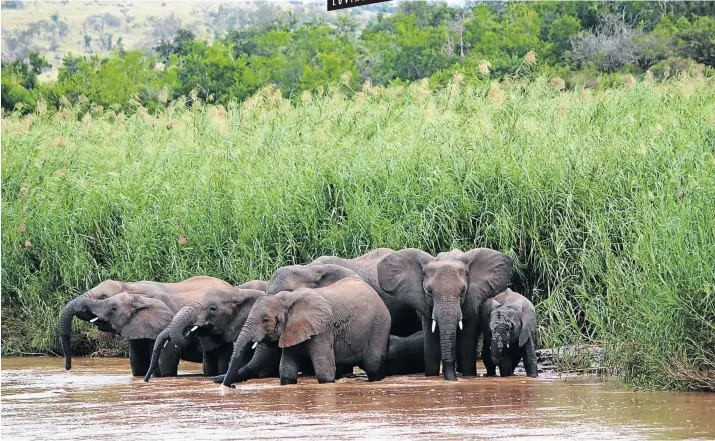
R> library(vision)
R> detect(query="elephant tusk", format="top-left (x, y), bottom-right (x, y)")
top-left (89, 317), bottom-right (99, 323)
top-left (506, 343), bottom-right (510, 349)
top-left (252, 341), bottom-right (258, 350)
top-left (164, 340), bottom-right (169, 348)
top-left (432, 320), bottom-right (436, 333)
top-left (190, 325), bottom-right (199, 332)
top-left (459, 320), bottom-right (463, 330)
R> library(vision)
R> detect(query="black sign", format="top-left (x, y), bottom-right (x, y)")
top-left (327, 0), bottom-right (391, 12)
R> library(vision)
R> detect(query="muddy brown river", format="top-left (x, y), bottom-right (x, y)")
top-left (1, 357), bottom-right (713, 440)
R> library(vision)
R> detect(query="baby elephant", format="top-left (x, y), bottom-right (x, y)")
top-left (223, 277), bottom-right (391, 386)
top-left (481, 289), bottom-right (538, 377)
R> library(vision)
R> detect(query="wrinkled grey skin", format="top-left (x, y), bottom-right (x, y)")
top-left (214, 264), bottom-right (361, 385)
top-left (377, 248), bottom-right (511, 381)
top-left (223, 277), bottom-right (391, 386)
top-left (481, 289), bottom-right (538, 377)
top-left (84, 293), bottom-right (202, 376)
top-left (143, 287), bottom-right (266, 382)
top-left (311, 248), bottom-right (422, 337)
top-left (59, 276), bottom-right (230, 371)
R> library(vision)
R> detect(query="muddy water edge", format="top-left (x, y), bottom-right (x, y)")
top-left (1, 357), bottom-right (713, 441)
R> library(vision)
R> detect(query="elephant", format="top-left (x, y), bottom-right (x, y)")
top-left (80, 292), bottom-right (203, 376)
top-left (376, 247), bottom-right (511, 380)
top-left (143, 286), bottom-right (267, 382)
top-left (385, 331), bottom-right (425, 375)
top-left (481, 289), bottom-right (538, 377)
top-left (222, 276), bottom-right (391, 386)
top-left (237, 280), bottom-right (268, 292)
top-left (59, 276), bottom-right (231, 371)
top-left (214, 264), bottom-right (362, 385)
top-left (311, 248), bottom-right (422, 337)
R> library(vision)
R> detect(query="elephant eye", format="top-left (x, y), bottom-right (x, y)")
top-left (209, 306), bottom-right (217, 313)
top-left (111, 305), bottom-right (118, 311)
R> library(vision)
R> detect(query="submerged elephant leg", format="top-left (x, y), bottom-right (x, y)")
top-left (421, 315), bottom-right (441, 376)
top-left (217, 347), bottom-right (232, 375)
top-left (457, 319), bottom-right (479, 377)
top-left (523, 339), bottom-right (538, 377)
top-left (363, 324), bottom-right (389, 382)
top-left (128, 339), bottom-right (153, 377)
top-left (279, 347), bottom-right (301, 385)
top-left (482, 337), bottom-right (497, 377)
top-left (498, 356), bottom-right (514, 377)
top-left (156, 341), bottom-right (181, 377)
top-left (307, 335), bottom-right (336, 384)
top-left (202, 349), bottom-right (220, 377)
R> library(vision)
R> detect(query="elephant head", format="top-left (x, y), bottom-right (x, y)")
top-left (86, 292), bottom-right (175, 340)
top-left (488, 292), bottom-right (536, 365)
top-left (377, 248), bottom-right (511, 380)
top-left (59, 280), bottom-right (127, 370)
top-left (266, 264), bottom-right (359, 295)
top-left (143, 287), bottom-right (265, 381)
top-left (222, 290), bottom-right (332, 387)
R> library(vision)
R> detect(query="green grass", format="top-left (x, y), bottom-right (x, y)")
top-left (2, 75), bottom-right (714, 390)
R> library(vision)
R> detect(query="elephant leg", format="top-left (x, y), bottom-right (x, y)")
top-left (421, 314), bottom-right (441, 376)
top-left (217, 347), bottom-right (232, 375)
top-left (128, 339), bottom-right (153, 377)
top-left (363, 323), bottom-right (389, 382)
top-left (202, 350), bottom-right (220, 377)
top-left (457, 319), bottom-right (479, 377)
top-left (307, 335), bottom-right (336, 384)
top-left (335, 365), bottom-right (354, 379)
top-left (523, 339), bottom-right (538, 377)
top-left (156, 341), bottom-right (181, 378)
top-left (482, 336), bottom-right (497, 377)
top-left (279, 347), bottom-right (301, 385)
top-left (499, 356), bottom-right (514, 377)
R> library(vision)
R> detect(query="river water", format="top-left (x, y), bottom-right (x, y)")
top-left (1, 357), bottom-right (713, 440)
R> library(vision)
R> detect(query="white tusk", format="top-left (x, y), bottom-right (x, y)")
top-left (506, 343), bottom-right (510, 349)
top-left (164, 340), bottom-right (169, 348)
top-left (459, 320), bottom-right (463, 330)
top-left (89, 317), bottom-right (98, 323)
top-left (190, 325), bottom-right (198, 332)
top-left (432, 320), bottom-right (436, 333)
top-left (252, 341), bottom-right (258, 350)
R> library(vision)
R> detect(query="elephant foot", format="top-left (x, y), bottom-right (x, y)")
top-left (317, 378), bottom-right (336, 384)
top-left (280, 377), bottom-right (298, 385)
top-left (425, 371), bottom-right (440, 377)
top-left (527, 373), bottom-right (538, 378)
top-left (483, 372), bottom-right (497, 377)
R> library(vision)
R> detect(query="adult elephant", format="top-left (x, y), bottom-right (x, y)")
top-left (222, 277), bottom-right (391, 386)
top-left (311, 248), bottom-right (421, 337)
top-left (59, 276), bottom-right (231, 371)
top-left (377, 248), bottom-right (511, 381)
top-left (143, 286), bottom-right (267, 382)
top-left (79, 292), bottom-right (203, 376)
top-left (215, 264), bottom-right (359, 385)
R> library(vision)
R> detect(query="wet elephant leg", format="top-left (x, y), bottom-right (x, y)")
top-left (499, 356), bottom-right (514, 377)
top-left (482, 336), bottom-right (497, 377)
top-left (523, 339), bottom-right (538, 377)
top-left (307, 337), bottom-right (336, 384)
top-left (156, 341), bottom-right (181, 377)
top-left (421, 314), bottom-right (441, 376)
top-left (457, 319), bottom-right (479, 377)
top-left (202, 350), bottom-right (220, 377)
top-left (217, 347), bottom-right (232, 375)
top-left (128, 339), bottom-right (153, 377)
top-left (279, 347), bottom-right (300, 385)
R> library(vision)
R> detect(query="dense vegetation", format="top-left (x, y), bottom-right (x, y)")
top-left (2, 1), bottom-right (715, 114)
top-left (3, 71), bottom-right (714, 390)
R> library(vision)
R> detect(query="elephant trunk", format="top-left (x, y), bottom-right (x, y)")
top-left (59, 294), bottom-right (90, 371)
top-left (434, 304), bottom-right (461, 381)
top-left (144, 328), bottom-right (171, 382)
top-left (491, 331), bottom-right (506, 366)
top-left (222, 319), bottom-right (259, 387)
top-left (168, 305), bottom-right (202, 349)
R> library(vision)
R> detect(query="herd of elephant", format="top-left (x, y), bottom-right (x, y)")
top-left (59, 247), bottom-right (538, 388)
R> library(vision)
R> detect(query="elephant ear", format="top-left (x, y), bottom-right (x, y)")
top-left (120, 295), bottom-right (175, 340)
top-left (377, 248), bottom-right (434, 316)
top-left (279, 291), bottom-right (332, 348)
top-left (313, 264), bottom-right (359, 287)
top-left (459, 248), bottom-right (512, 315)
top-left (519, 300), bottom-right (537, 347)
